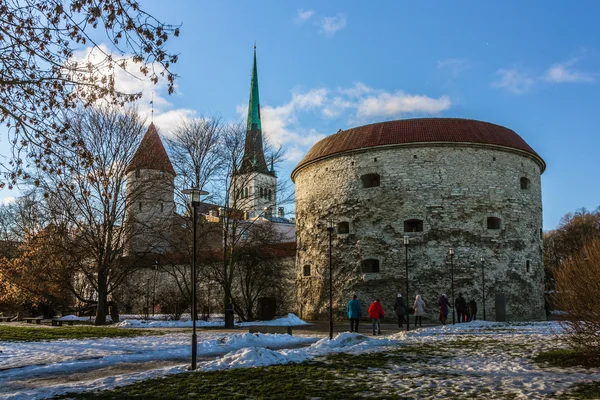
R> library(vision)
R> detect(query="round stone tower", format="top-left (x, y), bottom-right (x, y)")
top-left (292, 118), bottom-right (545, 322)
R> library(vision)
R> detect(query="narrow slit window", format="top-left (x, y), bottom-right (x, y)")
top-left (303, 265), bottom-right (311, 277)
top-left (526, 260), bottom-right (531, 273)
top-left (361, 259), bottom-right (380, 273)
top-left (268, 189), bottom-right (272, 201)
top-left (361, 173), bottom-right (380, 188)
top-left (337, 221), bottom-right (350, 234)
top-left (487, 217), bottom-right (501, 230)
top-left (138, 202), bottom-right (142, 212)
top-left (260, 188), bottom-right (263, 198)
top-left (404, 219), bottom-right (424, 232)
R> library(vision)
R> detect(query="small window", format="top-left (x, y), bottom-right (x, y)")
top-left (374, 157), bottom-right (377, 162)
top-left (413, 155), bottom-right (417, 159)
top-left (540, 228), bottom-right (543, 240)
top-left (268, 189), bottom-right (272, 201)
top-left (526, 260), bottom-right (530, 273)
top-left (160, 203), bottom-right (164, 212)
top-left (520, 177), bottom-right (530, 190)
top-left (135, 168), bottom-right (140, 178)
top-left (361, 173), bottom-right (380, 188)
top-left (260, 188), bottom-right (263, 198)
top-left (160, 170), bottom-right (165, 178)
top-left (493, 157), bottom-right (496, 161)
top-left (361, 259), bottom-right (380, 273)
top-left (337, 221), bottom-right (350, 234)
top-left (244, 187), bottom-right (249, 198)
top-left (303, 265), bottom-right (311, 277)
top-left (404, 219), bottom-right (423, 232)
top-left (138, 202), bottom-right (142, 212)
top-left (487, 217), bottom-right (501, 230)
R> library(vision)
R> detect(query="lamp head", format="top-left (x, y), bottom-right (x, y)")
top-left (448, 247), bottom-right (454, 256)
top-left (403, 235), bottom-right (409, 245)
top-left (183, 187), bottom-right (209, 205)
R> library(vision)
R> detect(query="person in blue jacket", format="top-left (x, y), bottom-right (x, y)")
top-left (346, 294), bottom-right (362, 332)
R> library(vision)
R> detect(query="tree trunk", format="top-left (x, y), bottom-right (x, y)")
top-left (95, 270), bottom-right (108, 325)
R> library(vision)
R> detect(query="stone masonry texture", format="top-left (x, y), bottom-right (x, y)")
top-left (294, 144), bottom-right (544, 322)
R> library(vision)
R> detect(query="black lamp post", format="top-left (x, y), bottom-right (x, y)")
top-left (183, 187), bottom-right (209, 371)
top-left (481, 256), bottom-right (486, 321)
top-left (404, 234), bottom-right (410, 332)
top-left (449, 247), bottom-right (455, 325)
top-left (327, 220), bottom-right (334, 340)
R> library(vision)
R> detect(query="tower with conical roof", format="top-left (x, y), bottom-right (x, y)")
top-left (125, 122), bottom-right (176, 254)
top-left (232, 46), bottom-right (277, 218)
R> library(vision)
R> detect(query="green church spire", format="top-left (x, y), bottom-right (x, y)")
top-left (241, 44), bottom-right (270, 174)
top-left (246, 45), bottom-right (262, 133)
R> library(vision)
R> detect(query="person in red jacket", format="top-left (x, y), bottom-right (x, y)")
top-left (368, 299), bottom-right (384, 335)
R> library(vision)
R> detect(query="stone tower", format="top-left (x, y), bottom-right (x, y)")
top-left (231, 46), bottom-right (277, 218)
top-left (125, 122), bottom-right (176, 254)
top-left (292, 118), bottom-right (546, 322)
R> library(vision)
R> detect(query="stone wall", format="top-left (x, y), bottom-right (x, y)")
top-left (294, 144), bottom-right (544, 322)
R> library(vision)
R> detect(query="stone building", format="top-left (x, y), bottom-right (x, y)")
top-left (292, 118), bottom-right (546, 322)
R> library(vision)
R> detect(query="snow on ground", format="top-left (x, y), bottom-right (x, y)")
top-left (1, 321), bottom-right (599, 399)
top-left (114, 313), bottom-right (309, 328)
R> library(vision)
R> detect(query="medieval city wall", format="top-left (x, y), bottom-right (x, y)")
top-left (294, 144), bottom-right (545, 322)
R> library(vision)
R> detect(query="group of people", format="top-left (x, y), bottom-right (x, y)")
top-left (347, 292), bottom-right (479, 334)
top-left (437, 293), bottom-right (478, 325)
top-left (346, 293), bottom-right (427, 335)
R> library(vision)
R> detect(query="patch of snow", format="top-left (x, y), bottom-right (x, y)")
top-left (57, 315), bottom-right (90, 321)
top-left (114, 313), bottom-right (309, 329)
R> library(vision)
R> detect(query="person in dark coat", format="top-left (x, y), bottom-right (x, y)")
top-left (468, 299), bottom-right (477, 321)
top-left (438, 294), bottom-right (450, 325)
top-left (393, 293), bottom-right (407, 328)
top-left (346, 294), bottom-right (362, 332)
top-left (455, 293), bottom-right (467, 323)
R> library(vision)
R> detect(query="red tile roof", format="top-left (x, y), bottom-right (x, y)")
top-left (126, 123), bottom-right (175, 175)
top-left (292, 118), bottom-right (545, 180)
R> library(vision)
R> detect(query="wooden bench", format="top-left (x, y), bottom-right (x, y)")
top-left (248, 326), bottom-right (293, 335)
top-left (0, 316), bottom-right (14, 322)
top-left (52, 319), bottom-right (74, 326)
top-left (23, 317), bottom-right (43, 324)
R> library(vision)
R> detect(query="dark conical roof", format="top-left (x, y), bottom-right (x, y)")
top-left (126, 122), bottom-right (175, 175)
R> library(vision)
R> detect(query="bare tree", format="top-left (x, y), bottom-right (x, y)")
top-left (0, 0), bottom-right (180, 187)
top-left (24, 105), bottom-right (158, 324)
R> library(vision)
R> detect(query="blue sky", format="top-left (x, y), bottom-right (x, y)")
top-left (1, 1), bottom-right (599, 230)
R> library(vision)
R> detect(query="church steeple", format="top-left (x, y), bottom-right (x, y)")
top-left (241, 45), bottom-right (270, 175)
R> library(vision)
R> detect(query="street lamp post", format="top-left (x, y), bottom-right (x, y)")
top-left (183, 187), bottom-right (209, 371)
top-left (449, 248), bottom-right (455, 325)
top-left (480, 257), bottom-right (486, 321)
top-left (327, 220), bottom-right (334, 340)
top-left (404, 235), bottom-right (410, 332)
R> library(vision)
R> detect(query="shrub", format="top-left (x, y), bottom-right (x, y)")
top-left (554, 237), bottom-right (600, 352)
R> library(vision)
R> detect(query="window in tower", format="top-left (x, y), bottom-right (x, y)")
top-left (138, 202), bottom-right (142, 212)
top-left (337, 221), bottom-right (350, 234)
top-left (361, 173), bottom-right (380, 188)
top-left (260, 187), bottom-right (263, 198)
top-left (487, 217), bottom-right (501, 230)
top-left (361, 259), bottom-right (380, 273)
top-left (404, 219), bottom-right (424, 232)
top-left (244, 187), bottom-right (249, 198)
top-left (520, 177), bottom-right (531, 190)
top-left (135, 168), bottom-right (140, 178)
top-left (268, 189), bottom-right (272, 201)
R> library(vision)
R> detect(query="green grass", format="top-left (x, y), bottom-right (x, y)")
top-left (533, 348), bottom-right (600, 369)
top-left (0, 325), bottom-right (166, 341)
top-left (56, 345), bottom-right (446, 399)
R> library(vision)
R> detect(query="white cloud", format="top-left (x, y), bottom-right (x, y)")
top-left (69, 45), bottom-right (193, 135)
top-left (438, 58), bottom-right (471, 77)
top-left (357, 92), bottom-right (451, 119)
top-left (319, 14), bottom-right (347, 37)
top-left (239, 83), bottom-right (452, 162)
top-left (492, 67), bottom-right (535, 95)
top-left (295, 9), bottom-right (314, 24)
top-left (1, 196), bottom-right (15, 205)
top-left (544, 59), bottom-right (595, 83)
